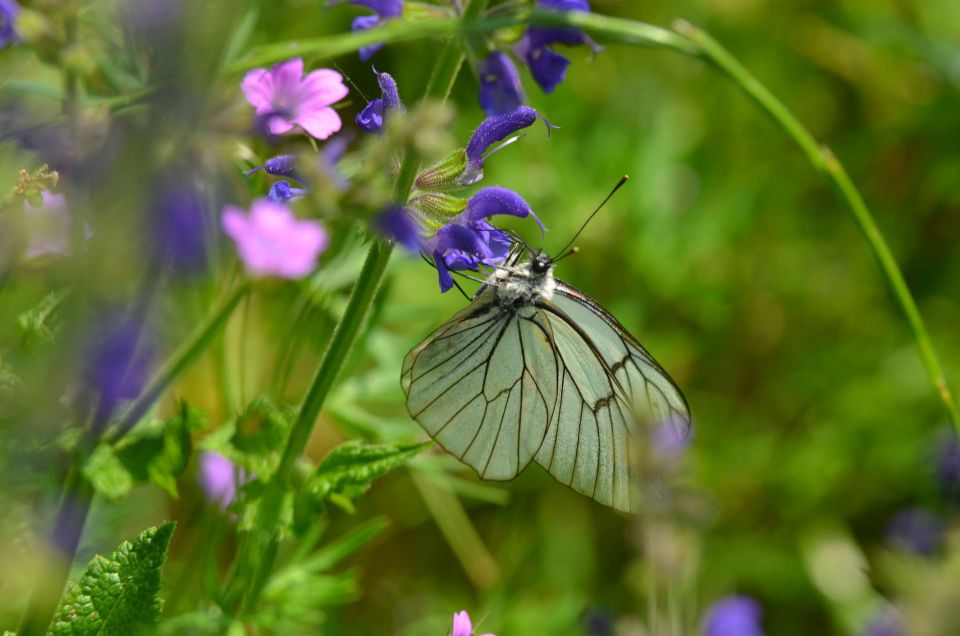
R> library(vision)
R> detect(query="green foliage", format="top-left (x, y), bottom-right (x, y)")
top-left (50, 522), bottom-right (175, 636)
top-left (200, 396), bottom-right (294, 479)
top-left (17, 288), bottom-right (69, 347)
top-left (301, 440), bottom-right (433, 514)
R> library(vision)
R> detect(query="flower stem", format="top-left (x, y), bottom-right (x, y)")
top-left (670, 20), bottom-right (959, 430)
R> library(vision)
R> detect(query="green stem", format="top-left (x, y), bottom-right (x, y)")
top-left (670, 20), bottom-right (959, 429)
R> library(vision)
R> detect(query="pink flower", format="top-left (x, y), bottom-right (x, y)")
top-left (451, 610), bottom-right (494, 636)
top-left (222, 199), bottom-right (328, 278)
top-left (241, 57), bottom-right (348, 139)
top-left (198, 451), bottom-right (246, 510)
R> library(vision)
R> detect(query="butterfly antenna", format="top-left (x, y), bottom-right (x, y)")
top-left (555, 175), bottom-right (629, 258)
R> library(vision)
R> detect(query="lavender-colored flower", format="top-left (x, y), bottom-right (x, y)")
top-left (886, 508), bottom-right (943, 555)
top-left (267, 180), bottom-right (306, 203)
top-left (23, 192), bottom-right (70, 259)
top-left (349, 0), bottom-right (403, 60)
top-left (244, 154), bottom-right (302, 182)
top-left (198, 451), bottom-right (245, 509)
top-left (515, 0), bottom-right (598, 93)
top-left (864, 607), bottom-right (905, 636)
top-left (86, 319), bottom-right (153, 426)
top-left (451, 610), bottom-right (495, 636)
top-left (652, 416), bottom-right (691, 460)
top-left (150, 178), bottom-right (208, 272)
top-left (703, 596), bottom-right (765, 636)
top-left (222, 199), bottom-right (328, 279)
top-left (0, 0), bottom-right (19, 48)
top-left (463, 107), bottom-right (539, 185)
top-left (356, 69), bottom-right (404, 134)
top-left (242, 58), bottom-right (348, 140)
top-left (376, 205), bottom-right (421, 251)
top-left (478, 52), bottom-right (526, 116)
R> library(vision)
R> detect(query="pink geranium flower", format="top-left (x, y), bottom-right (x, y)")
top-left (222, 199), bottom-right (328, 279)
top-left (451, 610), bottom-right (494, 636)
top-left (241, 57), bottom-right (348, 139)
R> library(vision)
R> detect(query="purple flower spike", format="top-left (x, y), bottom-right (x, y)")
top-left (463, 106), bottom-right (538, 184)
top-left (242, 58), bottom-right (348, 140)
top-left (376, 205), bottom-right (421, 251)
top-left (357, 69), bottom-right (404, 134)
top-left (0, 0), bottom-right (20, 48)
top-left (478, 52), bottom-right (526, 116)
top-left (222, 199), bottom-right (328, 279)
top-left (704, 596), bottom-right (765, 636)
top-left (464, 187), bottom-right (544, 235)
top-left (267, 181), bottom-right (307, 203)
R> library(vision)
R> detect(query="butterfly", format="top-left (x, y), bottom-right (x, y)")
top-left (401, 183), bottom-right (692, 514)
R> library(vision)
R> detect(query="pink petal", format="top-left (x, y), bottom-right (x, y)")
top-left (270, 57), bottom-right (305, 105)
top-left (221, 206), bottom-right (250, 240)
top-left (267, 116), bottom-right (295, 135)
top-left (241, 69), bottom-right (275, 114)
top-left (452, 611), bottom-right (472, 636)
top-left (299, 69), bottom-right (349, 107)
top-left (294, 107), bottom-right (342, 140)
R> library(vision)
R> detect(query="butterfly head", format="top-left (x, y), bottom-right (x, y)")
top-left (529, 250), bottom-right (553, 277)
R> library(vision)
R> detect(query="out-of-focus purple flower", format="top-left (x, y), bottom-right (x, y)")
top-left (703, 596), bottom-right (765, 636)
top-left (515, 0), bottom-right (599, 93)
top-left (583, 608), bottom-right (614, 636)
top-left (0, 0), bottom-right (19, 48)
top-left (375, 205), bottom-right (421, 251)
top-left (451, 610), bottom-right (494, 636)
top-left (222, 199), bottom-right (328, 279)
top-left (356, 69), bottom-right (404, 134)
top-left (652, 416), bottom-right (691, 460)
top-left (349, 0), bottom-right (403, 60)
top-left (864, 606), bottom-right (905, 636)
top-left (267, 180), bottom-right (306, 203)
top-left (244, 154), bottom-right (302, 183)
top-left (23, 192), bottom-right (70, 259)
top-left (463, 107), bottom-right (539, 185)
top-left (199, 451), bottom-right (246, 510)
top-left (934, 432), bottom-right (960, 498)
top-left (886, 508), bottom-right (943, 556)
top-left (150, 178), bottom-right (208, 272)
top-left (242, 58), bottom-right (348, 140)
top-left (478, 52), bottom-right (526, 116)
top-left (86, 319), bottom-right (153, 426)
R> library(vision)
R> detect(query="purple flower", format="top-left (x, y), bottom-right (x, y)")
top-left (463, 107), bottom-right (539, 185)
top-left (23, 192), bottom-right (70, 259)
top-left (886, 508), bottom-right (943, 555)
top-left (515, 0), bottom-right (598, 93)
top-left (478, 52), bottom-right (525, 116)
top-left (86, 319), bottom-right (153, 427)
top-left (934, 432), bottom-right (960, 497)
top-left (150, 177), bottom-right (208, 272)
top-left (0, 0), bottom-right (19, 48)
top-left (451, 610), bottom-right (495, 636)
top-left (242, 58), bottom-right (348, 140)
top-left (198, 451), bottom-right (246, 510)
top-left (349, 0), bottom-right (403, 60)
top-left (864, 607), bottom-right (905, 636)
top-left (703, 596), bottom-right (765, 636)
top-left (652, 417), bottom-right (690, 460)
top-left (244, 154), bottom-right (301, 183)
top-left (222, 199), bottom-right (328, 279)
top-left (267, 181), bottom-right (306, 203)
top-left (376, 205), bottom-right (421, 251)
top-left (356, 69), bottom-right (404, 134)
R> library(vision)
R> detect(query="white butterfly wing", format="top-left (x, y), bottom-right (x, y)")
top-left (401, 287), bottom-right (557, 481)
top-left (402, 278), bottom-right (691, 514)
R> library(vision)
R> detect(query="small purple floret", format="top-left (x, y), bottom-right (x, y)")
top-left (376, 205), bottom-right (421, 251)
top-left (886, 508), bottom-right (943, 555)
top-left (0, 0), bottom-right (20, 48)
top-left (478, 52), bottom-right (526, 116)
top-left (199, 451), bottom-right (247, 510)
top-left (514, 0), bottom-right (598, 93)
top-left (357, 69), bottom-right (404, 134)
top-left (356, 99), bottom-right (384, 132)
top-left (464, 187), bottom-right (544, 235)
top-left (349, 0), bottom-right (403, 60)
top-left (704, 596), bottom-right (765, 636)
top-left (463, 107), bottom-right (538, 183)
top-left (267, 181), bottom-right (307, 203)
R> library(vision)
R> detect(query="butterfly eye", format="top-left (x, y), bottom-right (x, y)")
top-left (531, 257), bottom-right (550, 275)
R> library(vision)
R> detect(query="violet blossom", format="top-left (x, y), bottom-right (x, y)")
top-left (222, 199), bottom-right (328, 279)
top-left (242, 58), bottom-right (348, 140)
top-left (515, 0), bottom-right (600, 93)
top-left (198, 451), bottom-right (246, 510)
top-left (348, 0), bottom-right (402, 60)
top-left (462, 106), bottom-right (540, 185)
top-left (356, 69), bottom-right (404, 134)
top-left (267, 181), bottom-right (307, 203)
top-left (478, 52), bottom-right (525, 116)
top-left (0, 0), bottom-right (18, 48)
top-left (703, 596), bottom-right (765, 636)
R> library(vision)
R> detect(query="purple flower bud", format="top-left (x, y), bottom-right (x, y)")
top-left (267, 180), bottom-right (307, 203)
top-left (0, 0), bottom-right (20, 48)
top-left (464, 187), bottom-right (544, 234)
top-left (375, 205), bottom-right (422, 252)
top-left (704, 596), bottom-right (765, 636)
top-left (86, 318), bottom-right (153, 427)
top-left (886, 508), bottom-right (943, 555)
top-left (478, 52), bottom-right (525, 116)
top-left (463, 107), bottom-right (538, 184)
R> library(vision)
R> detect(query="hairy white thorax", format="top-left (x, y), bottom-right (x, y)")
top-left (492, 261), bottom-right (556, 308)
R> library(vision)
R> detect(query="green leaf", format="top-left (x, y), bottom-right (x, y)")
top-left (199, 396), bottom-right (293, 479)
top-left (82, 444), bottom-right (134, 500)
top-left (115, 404), bottom-right (201, 498)
top-left (17, 288), bottom-right (71, 347)
top-left (50, 522), bottom-right (176, 636)
top-left (303, 441), bottom-right (432, 513)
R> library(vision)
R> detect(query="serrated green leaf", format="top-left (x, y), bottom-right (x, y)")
top-left (82, 444), bottom-right (134, 500)
top-left (50, 522), bottom-right (176, 636)
top-left (304, 441), bottom-right (432, 511)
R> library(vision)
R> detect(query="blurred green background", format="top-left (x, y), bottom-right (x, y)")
top-left (2, 0), bottom-right (959, 634)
